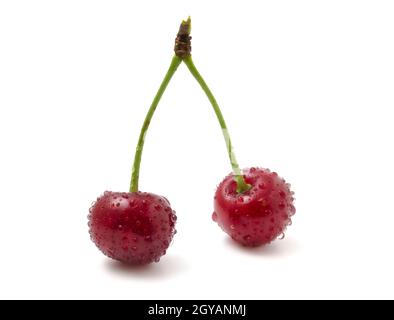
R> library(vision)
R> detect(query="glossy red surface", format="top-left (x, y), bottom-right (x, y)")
top-left (213, 167), bottom-right (295, 246)
top-left (88, 191), bottom-right (176, 264)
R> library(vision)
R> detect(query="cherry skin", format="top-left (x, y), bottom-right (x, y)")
top-left (213, 167), bottom-right (295, 247)
top-left (88, 191), bottom-right (177, 264)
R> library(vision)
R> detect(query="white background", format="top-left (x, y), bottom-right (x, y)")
top-left (1, 0), bottom-right (393, 300)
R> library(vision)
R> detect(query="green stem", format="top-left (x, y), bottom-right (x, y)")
top-left (130, 55), bottom-right (182, 192)
top-left (183, 56), bottom-right (251, 193)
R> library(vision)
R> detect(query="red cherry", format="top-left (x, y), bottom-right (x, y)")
top-left (213, 167), bottom-right (295, 247)
top-left (88, 191), bottom-right (176, 264)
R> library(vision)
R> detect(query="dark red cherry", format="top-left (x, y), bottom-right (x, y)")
top-left (88, 191), bottom-right (176, 264)
top-left (213, 167), bottom-right (295, 247)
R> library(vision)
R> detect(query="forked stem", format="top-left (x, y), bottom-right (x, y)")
top-left (130, 17), bottom-right (250, 194)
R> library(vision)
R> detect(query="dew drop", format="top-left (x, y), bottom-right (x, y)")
top-left (212, 212), bottom-right (218, 222)
top-left (162, 197), bottom-right (170, 204)
top-left (142, 200), bottom-right (147, 204)
top-left (258, 198), bottom-right (266, 206)
top-left (278, 233), bottom-right (285, 240)
top-left (288, 219), bottom-right (293, 226)
top-left (118, 224), bottom-right (123, 230)
top-left (230, 224), bottom-right (235, 230)
top-left (154, 204), bottom-right (161, 211)
top-left (131, 246), bottom-right (137, 251)
top-left (243, 235), bottom-right (252, 242)
top-left (145, 235), bottom-right (152, 241)
top-left (154, 257), bottom-right (161, 263)
top-left (121, 194), bottom-right (129, 199)
top-left (258, 183), bottom-right (265, 189)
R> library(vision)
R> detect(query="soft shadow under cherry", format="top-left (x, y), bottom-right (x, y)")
top-left (104, 254), bottom-right (187, 279)
top-left (224, 236), bottom-right (300, 257)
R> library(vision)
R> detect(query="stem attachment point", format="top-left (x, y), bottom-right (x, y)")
top-left (174, 17), bottom-right (192, 58)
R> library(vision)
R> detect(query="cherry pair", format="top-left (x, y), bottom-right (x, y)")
top-left (88, 18), bottom-right (295, 265)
